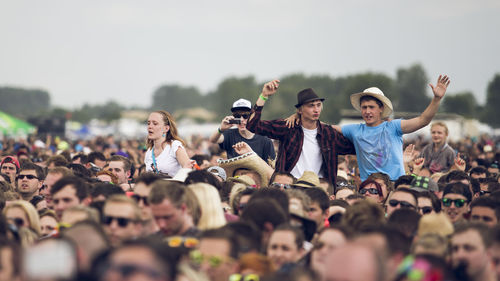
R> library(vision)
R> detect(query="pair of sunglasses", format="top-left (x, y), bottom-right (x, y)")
top-left (9, 217), bottom-right (25, 228)
top-left (190, 250), bottom-right (229, 268)
top-left (442, 198), bottom-right (467, 208)
top-left (131, 194), bottom-right (149, 206)
top-left (388, 199), bottom-right (415, 209)
top-left (17, 174), bottom-right (38, 180)
top-left (103, 216), bottom-right (137, 228)
top-left (419, 206), bottom-right (433, 214)
top-left (270, 182), bottom-right (292, 189)
top-left (233, 113), bottom-right (250, 119)
top-left (165, 236), bottom-right (199, 248)
top-left (359, 188), bottom-right (379, 195)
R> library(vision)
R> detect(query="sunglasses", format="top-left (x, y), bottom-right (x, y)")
top-left (442, 198), bottom-right (467, 208)
top-left (108, 263), bottom-right (165, 280)
top-left (359, 188), bottom-right (379, 195)
top-left (8, 217), bottom-right (25, 228)
top-left (229, 274), bottom-right (260, 281)
top-left (165, 236), bottom-right (199, 248)
top-left (270, 182), bottom-right (292, 189)
top-left (190, 250), bottom-right (229, 268)
top-left (388, 199), bottom-right (415, 209)
top-left (17, 174), bottom-right (38, 180)
top-left (233, 113), bottom-right (250, 119)
top-left (479, 190), bottom-right (491, 196)
top-left (103, 216), bottom-right (136, 228)
top-left (419, 206), bottom-right (433, 214)
top-left (131, 194), bottom-right (149, 206)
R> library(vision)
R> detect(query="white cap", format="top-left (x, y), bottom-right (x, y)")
top-left (231, 99), bottom-right (252, 112)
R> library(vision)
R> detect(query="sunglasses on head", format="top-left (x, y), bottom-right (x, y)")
top-left (103, 216), bottom-right (136, 228)
top-left (270, 182), bottom-right (292, 189)
top-left (388, 199), bottom-right (415, 209)
top-left (165, 236), bottom-right (199, 248)
top-left (233, 113), bottom-right (250, 119)
top-left (442, 198), bottom-right (467, 208)
top-left (359, 188), bottom-right (379, 195)
top-left (131, 194), bottom-right (149, 206)
top-left (17, 174), bottom-right (38, 180)
top-left (108, 263), bottom-right (165, 280)
top-left (419, 206), bottom-right (433, 214)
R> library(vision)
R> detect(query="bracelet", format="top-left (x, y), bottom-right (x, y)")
top-left (218, 127), bottom-right (223, 134)
top-left (259, 93), bottom-right (268, 101)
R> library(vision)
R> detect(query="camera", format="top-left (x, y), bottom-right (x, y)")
top-left (228, 118), bottom-right (242, 124)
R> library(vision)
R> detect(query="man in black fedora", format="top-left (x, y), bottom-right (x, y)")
top-left (246, 79), bottom-right (355, 186)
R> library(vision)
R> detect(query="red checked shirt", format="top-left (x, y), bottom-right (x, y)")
top-left (247, 104), bottom-right (356, 186)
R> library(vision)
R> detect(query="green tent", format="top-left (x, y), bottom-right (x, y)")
top-left (0, 111), bottom-right (36, 136)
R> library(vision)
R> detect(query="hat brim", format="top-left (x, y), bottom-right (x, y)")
top-left (350, 92), bottom-right (393, 119)
top-left (231, 107), bottom-right (252, 112)
top-left (295, 98), bottom-right (325, 108)
top-left (218, 152), bottom-right (271, 186)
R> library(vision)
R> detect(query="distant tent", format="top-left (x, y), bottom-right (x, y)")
top-left (0, 111), bottom-right (36, 136)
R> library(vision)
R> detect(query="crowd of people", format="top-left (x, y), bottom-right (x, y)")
top-left (0, 76), bottom-right (499, 281)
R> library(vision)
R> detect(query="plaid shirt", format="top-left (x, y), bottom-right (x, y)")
top-left (247, 104), bottom-right (355, 185)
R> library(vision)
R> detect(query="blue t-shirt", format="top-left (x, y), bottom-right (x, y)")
top-left (342, 120), bottom-right (405, 181)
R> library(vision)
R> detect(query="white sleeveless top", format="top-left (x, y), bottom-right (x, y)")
top-left (144, 140), bottom-right (183, 177)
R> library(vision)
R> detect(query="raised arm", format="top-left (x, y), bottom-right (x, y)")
top-left (255, 79), bottom-right (280, 107)
top-left (401, 75), bottom-right (450, 134)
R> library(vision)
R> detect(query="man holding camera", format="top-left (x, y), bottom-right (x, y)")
top-left (210, 98), bottom-right (275, 162)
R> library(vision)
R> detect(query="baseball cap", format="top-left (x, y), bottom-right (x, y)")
top-left (231, 99), bottom-right (252, 112)
top-left (410, 176), bottom-right (438, 192)
top-left (1, 156), bottom-right (20, 171)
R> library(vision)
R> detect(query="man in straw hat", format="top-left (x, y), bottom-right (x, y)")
top-left (337, 75), bottom-right (450, 181)
top-left (246, 79), bottom-right (356, 186)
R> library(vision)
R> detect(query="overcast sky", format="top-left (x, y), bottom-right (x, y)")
top-left (1, 0), bottom-right (499, 109)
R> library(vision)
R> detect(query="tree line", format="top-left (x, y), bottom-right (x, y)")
top-left (1, 63), bottom-right (500, 128)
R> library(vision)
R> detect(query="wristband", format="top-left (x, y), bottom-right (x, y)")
top-left (218, 127), bottom-right (223, 134)
top-left (259, 93), bottom-right (268, 101)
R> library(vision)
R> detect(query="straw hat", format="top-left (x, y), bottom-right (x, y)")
top-left (350, 87), bottom-right (393, 119)
top-left (227, 175), bottom-right (256, 187)
top-left (218, 152), bottom-right (270, 186)
top-left (292, 171), bottom-right (321, 189)
top-left (417, 212), bottom-right (454, 238)
top-left (289, 201), bottom-right (317, 241)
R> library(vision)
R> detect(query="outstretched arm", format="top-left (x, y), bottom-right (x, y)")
top-left (401, 75), bottom-right (450, 134)
top-left (255, 79), bottom-right (280, 106)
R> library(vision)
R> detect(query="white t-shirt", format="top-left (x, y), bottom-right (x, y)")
top-left (144, 140), bottom-right (184, 177)
top-left (290, 127), bottom-right (324, 179)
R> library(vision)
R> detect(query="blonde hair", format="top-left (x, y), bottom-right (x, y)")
top-left (187, 183), bottom-right (226, 230)
top-left (430, 122), bottom-right (449, 135)
top-left (146, 110), bottom-right (186, 149)
top-left (3, 200), bottom-right (41, 235)
top-left (104, 195), bottom-right (142, 221)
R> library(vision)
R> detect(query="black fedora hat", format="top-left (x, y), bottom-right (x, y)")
top-left (294, 88), bottom-right (325, 108)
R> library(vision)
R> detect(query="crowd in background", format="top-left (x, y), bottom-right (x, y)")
top-left (0, 127), bottom-right (498, 281)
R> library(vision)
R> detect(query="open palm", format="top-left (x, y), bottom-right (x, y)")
top-left (429, 75), bottom-right (450, 99)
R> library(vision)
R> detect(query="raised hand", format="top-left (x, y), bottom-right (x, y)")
top-left (403, 144), bottom-right (416, 164)
top-left (429, 75), bottom-right (450, 100)
top-left (452, 152), bottom-right (466, 171)
top-left (262, 80), bottom-right (280, 98)
top-left (413, 157), bottom-right (425, 171)
top-left (232, 141), bottom-right (253, 155)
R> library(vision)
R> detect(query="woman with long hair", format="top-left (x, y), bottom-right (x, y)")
top-left (187, 183), bottom-right (226, 230)
top-left (144, 110), bottom-right (193, 177)
top-left (3, 200), bottom-right (41, 236)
